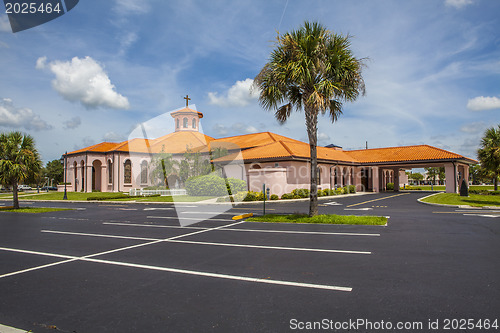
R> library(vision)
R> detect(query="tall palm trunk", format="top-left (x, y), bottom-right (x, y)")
top-left (305, 104), bottom-right (318, 217)
top-left (495, 173), bottom-right (499, 191)
top-left (12, 180), bottom-right (19, 209)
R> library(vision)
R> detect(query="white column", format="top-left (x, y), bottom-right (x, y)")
top-left (101, 165), bottom-right (108, 192)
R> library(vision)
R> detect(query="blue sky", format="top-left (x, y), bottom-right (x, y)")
top-left (0, 0), bottom-right (499, 163)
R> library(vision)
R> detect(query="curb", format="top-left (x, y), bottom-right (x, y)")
top-left (0, 192), bottom-right (373, 206)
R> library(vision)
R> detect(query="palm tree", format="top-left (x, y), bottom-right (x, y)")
top-left (254, 21), bottom-right (365, 216)
top-left (0, 132), bottom-right (42, 209)
top-left (477, 125), bottom-right (500, 191)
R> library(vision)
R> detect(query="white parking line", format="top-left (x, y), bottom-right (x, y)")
top-left (40, 230), bottom-right (371, 254)
top-left (0, 323), bottom-right (31, 333)
top-left (463, 214), bottom-right (499, 218)
top-left (0, 246), bottom-right (351, 292)
top-left (143, 208), bottom-right (174, 211)
top-left (147, 216), bottom-right (233, 222)
top-left (104, 222), bottom-right (380, 237)
top-left (0, 221), bottom-right (245, 280)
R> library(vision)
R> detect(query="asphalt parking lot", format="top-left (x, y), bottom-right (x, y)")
top-left (0, 192), bottom-right (499, 332)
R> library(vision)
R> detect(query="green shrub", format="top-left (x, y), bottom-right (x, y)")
top-left (270, 194), bottom-right (279, 200)
top-left (469, 189), bottom-right (500, 195)
top-left (386, 183), bottom-right (394, 191)
top-left (335, 188), bottom-right (343, 195)
top-left (281, 193), bottom-right (294, 200)
top-left (185, 174), bottom-right (247, 196)
top-left (348, 185), bottom-right (356, 193)
top-left (291, 188), bottom-right (309, 198)
top-left (342, 186), bottom-right (349, 194)
top-left (326, 189), bottom-right (336, 196)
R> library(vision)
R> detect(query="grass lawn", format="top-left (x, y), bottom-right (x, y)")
top-left (421, 193), bottom-right (500, 207)
top-left (113, 195), bottom-right (216, 202)
top-left (246, 214), bottom-right (387, 225)
top-left (0, 206), bottom-right (72, 213)
top-left (404, 185), bottom-right (494, 191)
top-left (5, 192), bottom-right (216, 203)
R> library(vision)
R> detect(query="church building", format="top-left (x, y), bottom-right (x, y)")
top-left (64, 102), bottom-right (476, 196)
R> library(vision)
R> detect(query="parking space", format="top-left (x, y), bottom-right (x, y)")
top-left (0, 193), bottom-right (499, 332)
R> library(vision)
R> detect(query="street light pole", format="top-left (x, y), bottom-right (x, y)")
top-left (63, 151), bottom-right (68, 200)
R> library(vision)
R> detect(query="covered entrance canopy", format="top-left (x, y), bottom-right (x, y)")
top-left (347, 145), bottom-right (477, 193)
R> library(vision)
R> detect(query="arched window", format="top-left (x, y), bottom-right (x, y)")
top-left (124, 160), bottom-right (132, 184)
top-left (176, 119), bottom-right (180, 128)
top-left (183, 117), bottom-right (188, 128)
top-left (140, 160), bottom-right (148, 184)
top-left (108, 160), bottom-right (113, 184)
top-left (350, 168), bottom-right (354, 185)
top-left (192, 118), bottom-right (196, 129)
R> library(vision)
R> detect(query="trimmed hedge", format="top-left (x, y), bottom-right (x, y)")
top-left (185, 174), bottom-right (247, 196)
top-left (386, 183), bottom-right (394, 191)
top-left (87, 194), bottom-right (130, 201)
top-left (469, 189), bottom-right (500, 195)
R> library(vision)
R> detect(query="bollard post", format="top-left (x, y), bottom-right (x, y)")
top-left (262, 183), bottom-right (266, 216)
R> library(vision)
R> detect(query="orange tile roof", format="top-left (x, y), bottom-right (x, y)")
top-left (149, 131), bottom-right (214, 154)
top-left (344, 145), bottom-right (474, 163)
top-left (215, 142), bottom-right (475, 165)
top-left (214, 140), bottom-right (358, 163)
top-left (67, 132), bottom-right (214, 155)
top-left (211, 132), bottom-right (304, 150)
top-left (68, 142), bottom-right (123, 155)
top-left (170, 107), bottom-right (203, 118)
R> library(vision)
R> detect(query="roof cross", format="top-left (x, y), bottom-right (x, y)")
top-left (184, 95), bottom-right (191, 107)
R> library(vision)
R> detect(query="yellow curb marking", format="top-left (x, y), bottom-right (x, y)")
top-left (232, 213), bottom-right (253, 220)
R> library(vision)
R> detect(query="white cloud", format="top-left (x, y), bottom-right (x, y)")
top-left (35, 56), bottom-right (47, 69)
top-left (0, 15), bottom-right (11, 32)
top-left (36, 56), bottom-right (130, 110)
top-left (208, 78), bottom-right (259, 107)
top-left (63, 116), bottom-right (81, 129)
top-left (0, 98), bottom-right (52, 131)
top-left (103, 131), bottom-right (126, 142)
top-left (460, 121), bottom-right (486, 134)
top-left (82, 136), bottom-right (96, 147)
top-left (113, 0), bottom-right (150, 15)
top-left (318, 133), bottom-right (331, 143)
top-left (212, 122), bottom-right (259, 137)
top-left (445, 0), bottom-right (474, 9)
top-left (466, 96), bottom-right (500, 111)
top-left (119, 32), bottom-right (138, 55)
top-left (213, 123), bottom-right (228, 136)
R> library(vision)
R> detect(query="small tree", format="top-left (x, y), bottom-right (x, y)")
top-left (42, 159), bottom-right (64, 185)
top-left (477, 125), bottom-right (500, 191)
top-left (150, 146), bottom-right (178, 188)
top-left (0, 132), bottom-right (41, 209)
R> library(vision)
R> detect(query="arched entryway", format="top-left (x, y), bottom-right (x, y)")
top-left (92, 160), bottom-right (102, 192)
